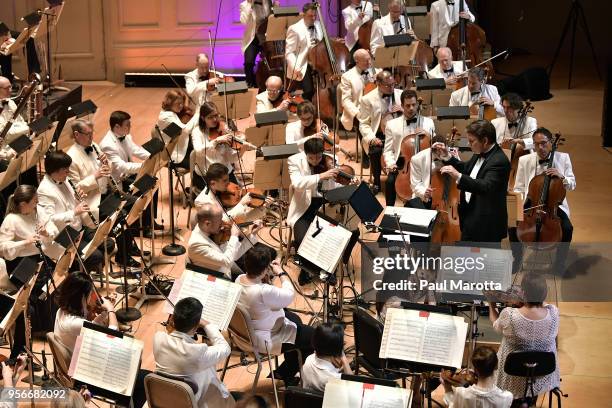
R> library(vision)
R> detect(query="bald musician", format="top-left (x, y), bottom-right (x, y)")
top-left (339, 49), bottom-right (377, 134)
top-left (449, 67), bottom-right (504, 118)
top-left (240, 0), bottom-right (276, 89)
top-left (370, 0), bottom-right (414, 58)
top-left (285, 3), bottom-right (322, 101)
top-left (255, 76), bottom-right (291, 113)
top-left (492, 92), bottom-right (538, 150)
top-left (430, 0), bottom-right (475, 51)
top-left (342, 0), bottom-right (373, 57)
top-left (427, 47), bottom-right (465, 86)
top-left (184, 53), bottom-right (224, 106)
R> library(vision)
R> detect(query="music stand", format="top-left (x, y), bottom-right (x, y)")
top-left (266, 9), bottom-right (300, 42)
top-left (39, 248), bottom-right (76, 298)
top-left (0, 27), bottom-right (32, 56)
top-left (29, 2), bottom-right (65, 93)
top-left (0, 155), bottom-right (24, 190)
top-left (374, 35), bottom-right (415, 70)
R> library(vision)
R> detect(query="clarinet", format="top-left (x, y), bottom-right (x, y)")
top-left (66, 178), bottom-right (99, 227)
top-left (90, 143), bottom-right (124, 197)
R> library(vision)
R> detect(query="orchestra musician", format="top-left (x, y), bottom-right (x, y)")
top-left (510, 128), bottom-right (575, 271)
top-left (157, 90), bottom-right (200, 171)
top-left (370, 0), bottom-right (415, 58)
top-left (1, 23), bottom-right (42, 87)
top-left (430, 0), bottom-right (475, 51)
top-left (434, 120), bottom-right (511, 242)
top-left (187, 203), bottom-right (262, 279)
top-left (100, 111), bottom-right (161, 237)
top-left (285, 3), bottom-right (323, 101)
top-left (240, 0), bottom-right (276, 89)
top-left (37, 150), bottom-right (114, 272)
top-left (285, 101), bottom-right (326, 150)
top-left (358, 70), bottom-right (402, 193)
top-left (449, 67), bottom-right (504, 118)
top-left (427, 47), bottom-right (465, 86)
top-left (492, 93), bottom-right (538, 149)
top-left (341, 0), bottom-right (373, 58)
top-left (339, 49), bottom-right (377, 139)
top-left (383, 89), bottom-right (435, 206)
top-left (409, 134), bottom-right (450, 207)
top-left (255, 75), bottom-right (291, 113)
top-left (184, 53), bottom-right (223, 107)
top-left (193, 163), bottom-right (265, 224)
top-left (153, 297), bottom-right (234, 408)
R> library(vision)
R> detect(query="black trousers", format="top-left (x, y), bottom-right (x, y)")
top-left (0, 34), bottom-right (40, 84)
top-left (244, 37), bottom-right (261, 89)
top-left (298, 65), bottom-right (315, 102)
top-left (385, 157), bottom-right (405, 206)
top-left (368, 131), bottom-right (385, 188)
top-left (277, 310), bottom-right (314, 379)
top-left (0, 54), bottom-right (13, 83)
top-left (69, 226), bottom-right (114, 273)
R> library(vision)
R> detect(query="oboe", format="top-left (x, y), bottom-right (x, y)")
top-left (66, 178), bottom-right (99, 227)
top-left (90, 144), bottom-right (124, 197)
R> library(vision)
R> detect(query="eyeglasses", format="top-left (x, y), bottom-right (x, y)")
top-left (533, 141), bottom-right (550, 147)
top-left (267, 88), bottom-right (281, 94)
top-left (78, 131), bottom-right (93, 137)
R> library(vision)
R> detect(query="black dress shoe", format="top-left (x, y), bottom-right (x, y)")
top-left (114, 256), bottom-right (141, 268)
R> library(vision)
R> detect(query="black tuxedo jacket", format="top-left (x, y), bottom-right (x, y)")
top-left (446, 144), bottom-right (510, 242)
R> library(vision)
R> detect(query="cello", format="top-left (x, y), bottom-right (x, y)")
top-left (356, 0), bottom-right (380, 52)
top-left (430, 128), bottom-right (461, 243)
top-left (470, 67), bottom-right (497, 121)
top-left (503, 101), bottom-right (534, 190)
top-left (308, 1), bottom-right (350, 124)
top-left (394, 98), bottom-right (430, 202)
top-left (516, 133), bottom-right (565, 244)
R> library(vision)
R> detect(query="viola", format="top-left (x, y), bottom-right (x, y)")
top-left (208, 120), bottom-right (249, 150)
top-left (312, 155), bottom-right (355, 185)
top-left (516, 133), bottom-right (565, 245)
top-left (484, 285), bottom-right (525, 308)
top-left (272, 90), bottom-right (305, 113)
top-left (218, 182), bottom-right (270, 210)
top-left (212, 220), bottom-right (255, 246)
top-left (441, 368), bottom-right (477, 387)
top-left (304, 121), bottom-right (354, 160)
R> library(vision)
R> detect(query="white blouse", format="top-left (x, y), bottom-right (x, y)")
top-left (235, 274), bottom-right (297, 355)
top-left (0, 212), bottom-right (57, 261)
top-left (302, 353), bottom-right (342, 392)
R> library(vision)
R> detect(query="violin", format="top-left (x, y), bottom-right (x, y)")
top-left (516, 133), bottom-right (565, 245)
top-left (430, 128), bottom-right (462, 243)
top-left (209, 120), bottom-right (251, 150)
top-left (212, 220), bottom-right (255, 246)
top-left (86, 290), bottom-right (117, 322)
top-left (272, 90), bottom-right (305, 113)
top-left (483, 285), bottom-right (525, 308)
top-left (304, 121), bottom-right (354, 160)
top-left (441, 368), bottom-right (477, 387)
top-left (218, 182), bottom-right (270, 210)
top-left (312, 154), bottom-right (355, 186)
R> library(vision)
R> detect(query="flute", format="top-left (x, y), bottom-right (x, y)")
top-left (66, 178), bottom-right (99, 227)
top-left (90, 143), bottom-right (124, 196)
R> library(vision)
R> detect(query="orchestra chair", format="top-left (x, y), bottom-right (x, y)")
top-left (143, 373), bottom-right (197, 408)
top-left (504, 351), bottom-right (568, 408)
top-left (221, 304), bottom-right (303, 391)
top-left (186, 150), bottom-right (200, 229)
top-left (283, 386), bottom-right (324, 408)
top-left (46, 332), bottom-right (73, 388)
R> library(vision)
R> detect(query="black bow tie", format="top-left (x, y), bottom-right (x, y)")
top-left (478, 148), bottom-right (494, 159)
top-left (361, 69), bottom-right (369, 77)
top-left (84, 146), bottom-right (93, 154)
top-left (471, 91), bottom-right (480, 97)
top-left (53, 179), bottom-right (64, 185)
top-left (308, 25), bottom-right (316, 31)
top-left (406, 117), bottom-right (417, 125)
top-left (508, 122), bottom-right (518, 129)
top-left (199, 74), bottom-right (209, 81)
top-left (355, 5), bottom-right (362, 10)
top-left (447, 0), bottom-right (455, 5)
top-left (538, 159), bottom-right (549, 165)
top-left (443, 68), bottom-right (454, 73)
top-left (117, 136), bottom-right (126, 142)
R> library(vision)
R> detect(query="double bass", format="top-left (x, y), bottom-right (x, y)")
top-left (503, 101), bottom-right (534, 190)
top-left (430, 128), bottom-right (461, 243)
top-left (516, 133), bottom-right (565, 244)
top-left (308, 1), bottom-right (350, 124)
top-left (446, 0), bottom-right (492, 74)
top-left (393, 98), bottom-right (430, 202)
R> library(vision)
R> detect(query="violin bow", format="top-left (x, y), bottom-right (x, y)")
top-left (161, 64), bottom-right (197, 107)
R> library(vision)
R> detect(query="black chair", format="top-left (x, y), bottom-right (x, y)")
top-left (352, 306), bottom-right (387, 378)
top-left (504, 351), bottom-right (567, 407)
top-left (284, 386), bottom-right (324, 408)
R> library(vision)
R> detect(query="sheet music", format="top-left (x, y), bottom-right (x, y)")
top-left (323, 378), bottom-right (411, 408)
top-left (437, 246), bottom-right (513, 295)
top-left (69, 327), bottom-right (143, 396)
top-left (297, 216), bottom-right (353, 274)
top-left (384, 207), bottom-right (437, 228)
top-left (380, 308), bottom-right (467, 369)
top-left (164, 269), bottom-right (241, 330)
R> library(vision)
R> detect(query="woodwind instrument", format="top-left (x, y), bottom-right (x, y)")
top-left (90, 143), bottom-right (124, 197)
top-left (66, 178), bottom-right (99, 227)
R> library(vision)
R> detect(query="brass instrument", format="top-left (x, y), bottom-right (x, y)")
top-left (66, 178), bottom-right (99, 227)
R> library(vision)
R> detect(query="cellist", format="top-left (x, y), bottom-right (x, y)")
top-left (341, 0), bottom-right (373, 58)
top-left (409, 134), bottom-right (451, 208)
top-left (430, 0), bottom-right (475, 52)
top-left (510, 128), bottom-right (575, 271)
top-left (285, 3), bottom-right (322, 101)
top-left (449, 67), bottom-right (504, 118)
top-left (383, 89), bottom-right (435, 206)
top-left (239, 0), bottom-right (277, 89)
top-left (492, 93), bottom-right (538, 149)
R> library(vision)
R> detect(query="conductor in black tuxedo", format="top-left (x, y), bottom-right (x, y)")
top-left (433, 120), bottom-right (510, 242)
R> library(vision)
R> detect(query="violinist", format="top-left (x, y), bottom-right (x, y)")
top-left (187, 203), bottom-right (261, 279)
top-left (434, 120), bottom-right (510, 242)
top-left (184, 53), bottom-right (223, 106)
top-left (341, 0), bottom-right (373, 57)
top-left (358, 70), bottom-right (402, 193)
top-left (255, 76), bottom-right (291, 113)
top-left (240, 0), bottom-right (276, 89)
top-left (492, 93), bottom-right (538, 149)
top-left (383, 89), bottom-right (435, 206)
top-left (191, 102), bottom-right (256, 191)
top-left (510, 128), bottom-right (575, 271)
top-left (409, 134), bottom-right (450, 207)
top-left (427, 47), bottom-right (465, 86)
top-left (449, 67), bottom-right (504, 118)
top-left (370, 0), bottom-right (415, 58)
top-left (430, 0), bottom-right (475, 51)
top-left (285, 3), bottom-right (322, 101)
top-left (157, 90), bottom-right (200, 170)
top-left (339, 49), bottom-right (377, 137)
top-left (193, 163), bottom-right (265, 223)
top-left (287, 138), bottom-right (343, 285)
top-left (285, 101), bottom-right (327, 151)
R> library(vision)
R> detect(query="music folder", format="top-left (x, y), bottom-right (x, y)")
top-left (9, 256), bottom-right (38, 288)
top-left (142, 137), bottom-right (165, 155)
top-left (54, 225), bottom-right (81, 249)
top-left (8, 135), bottom-right (33, 155)
top-left (380, 206), bottom-right (438, 237)
top-left (161, 122), bottom-right (182, 139)
top-left (255, 110), bottom-right (288, 127)
top-left (323, 377), bottom-right (412, 408)
top-left (29, 116), bottom-right (53, 134)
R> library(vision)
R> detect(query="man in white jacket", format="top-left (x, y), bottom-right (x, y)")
top-left (239, 0), bottom-right (275, 88)
top-left (430, 0), bottom-right (475, 50)
top-left (341, 0), bottom-right (373, 57)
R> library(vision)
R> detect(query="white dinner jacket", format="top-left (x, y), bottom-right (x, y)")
top-left (514, 152), bottom-right (575, 217)
top-left (427, 61), bottom-right (465, 79)
top-left (342, 1), bottom-right (373, 50)
top-left (430, 0), bottom-right (475, 48)
top-left (449, 84), bottom-right (504, 117)
top-left (239, 0), bottom-right (271, 52)
top-left (184, 68), bottom-right (225, 107)
top-left (156, 109), bottom-right (199, 163)
top-left (357, 87), bottom-right (402, 154)
top-left (285, 19), bottom-right (323, 81)
top-left (339, 66), bottom-right (379, 131)
top-left (99, 130), bottom-right (150, 180)
top-left (410, 148), bottom-right (435, 200)
top-left (492, 116), bottom-right (538, 150)
top-left (193, 188), bottom-right (264, 223)
top-left (285, 121), bottom-right (319, 151)
top-left (383, 115), bottom-right (435, 167)
top-left (286, 152), bottom-right (340, 227)
top-left (370, 14), bottom-right (411, 58)
top-left (66, 142), bottom-right (107, 214)
top-left (37, 174), bottom-right (87, 233)
top-left (255, 91), bottom-right (275, 113)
